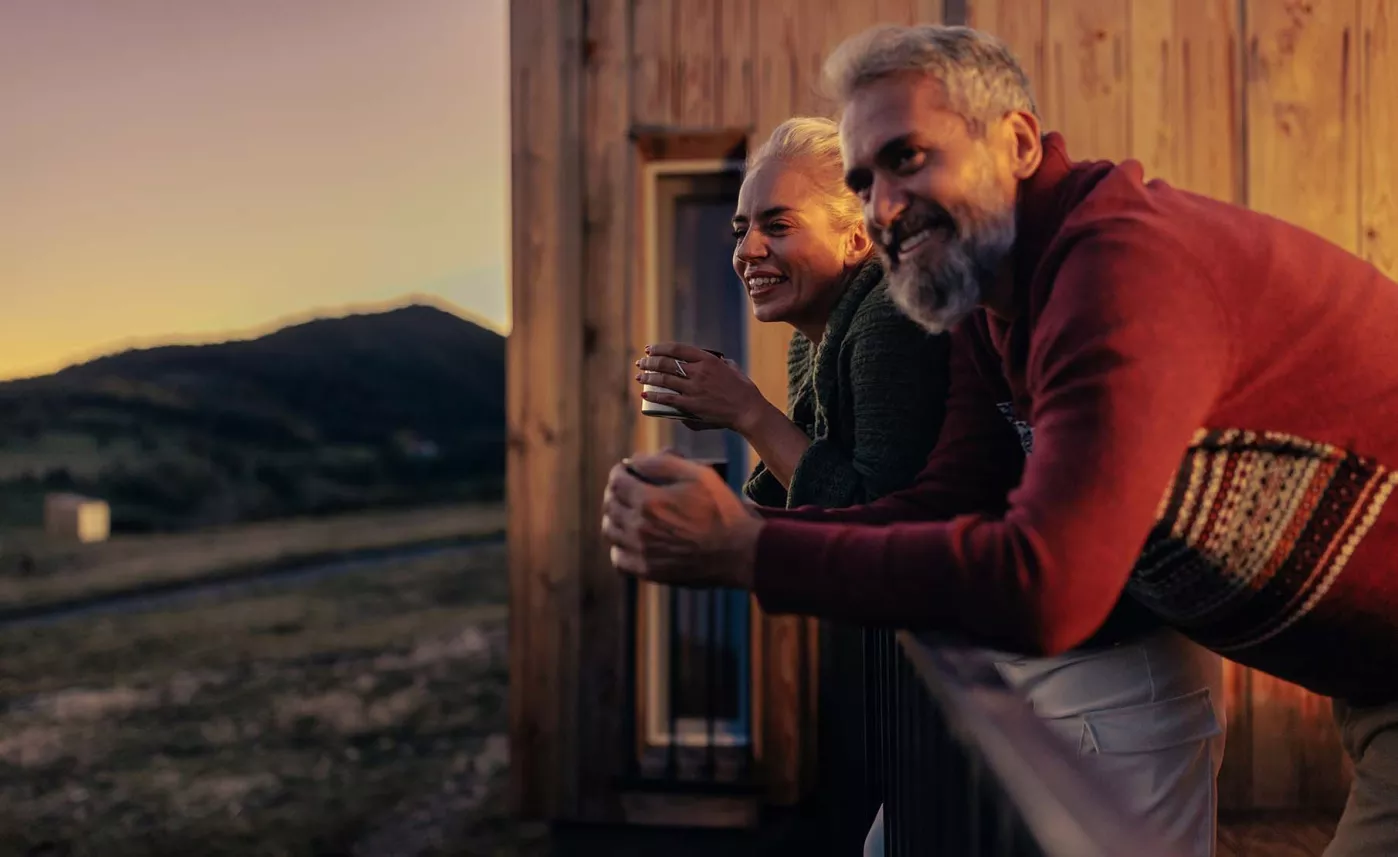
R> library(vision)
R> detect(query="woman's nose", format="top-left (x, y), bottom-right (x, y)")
top-left (735, 231), bottom-right (767, 262)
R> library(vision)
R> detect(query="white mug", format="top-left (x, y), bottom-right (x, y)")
top-left (640, 348), bottom-right (724, 421)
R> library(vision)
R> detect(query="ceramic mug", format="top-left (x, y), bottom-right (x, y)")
top-left (641, 348), bottom-right (724, 421)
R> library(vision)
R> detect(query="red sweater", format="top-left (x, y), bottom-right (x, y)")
top-left (754, 133), bottom-right (1398, 704)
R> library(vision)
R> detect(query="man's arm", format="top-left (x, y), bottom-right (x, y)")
top-left (751, 230), bottom-right (1231, 655)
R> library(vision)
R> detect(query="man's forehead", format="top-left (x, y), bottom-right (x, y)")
top-left (839, 75), bottom-right (955, 163)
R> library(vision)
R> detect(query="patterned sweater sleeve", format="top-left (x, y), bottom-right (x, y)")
top-left (785, 291), bottom-right (951, 506)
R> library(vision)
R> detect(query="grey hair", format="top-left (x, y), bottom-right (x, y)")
top-left (747, 116), bottom-right (865, 234)
top-left (822, 24), bottom-right (1037, 135)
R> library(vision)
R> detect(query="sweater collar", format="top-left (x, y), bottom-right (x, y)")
top-left (816, 259), bottom-right (884, 352)
top-left (1010, 132), bottom-right (1117, 314)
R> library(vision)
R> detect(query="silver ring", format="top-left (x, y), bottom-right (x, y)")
top-left (674, 359), bottom-right (688, 379)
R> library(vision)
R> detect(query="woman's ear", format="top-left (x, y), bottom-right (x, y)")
top-left (844, 224), bottom-right (874, 266)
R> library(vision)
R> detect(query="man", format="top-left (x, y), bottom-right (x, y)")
top-left (602, 22), bottom-right (1398, 857)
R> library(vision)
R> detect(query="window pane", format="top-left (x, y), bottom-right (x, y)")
top-left (641, 169), bottom-right (752, 755)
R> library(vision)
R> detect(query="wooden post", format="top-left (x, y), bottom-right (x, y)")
top-left (508, 0), bottom-right (586, 820)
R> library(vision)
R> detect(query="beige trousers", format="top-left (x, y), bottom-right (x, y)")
top-left (865, 628), bottom-right (1225, 857)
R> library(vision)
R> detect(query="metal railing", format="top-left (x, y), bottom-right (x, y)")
top-left (876, 632), bottom-right (1191, 857)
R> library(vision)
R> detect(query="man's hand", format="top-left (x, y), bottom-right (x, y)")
top-left (601, 452), bottom-right (764, 589)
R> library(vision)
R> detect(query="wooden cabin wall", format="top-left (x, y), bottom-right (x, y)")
top-left (968, 0), bottom-right (1398, 813)
top-left (510, 0), bottom-right (948, 823)
top-left (510, 0), bottom-right (1396, 823)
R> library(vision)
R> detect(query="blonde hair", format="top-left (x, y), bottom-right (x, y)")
top-left (822, 24), bottom-right (1037, 136)
top-left (747, 116), bottom-right (865, 236)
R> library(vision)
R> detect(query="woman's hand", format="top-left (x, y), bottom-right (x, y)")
top-left (636, 343), bottom-right (773, 434)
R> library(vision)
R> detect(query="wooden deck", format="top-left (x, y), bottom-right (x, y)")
top-left (1219, 812), bottom-right (1341, 857)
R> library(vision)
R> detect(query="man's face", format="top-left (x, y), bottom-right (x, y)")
top-left (839, 73), bottom-right (1020, 333)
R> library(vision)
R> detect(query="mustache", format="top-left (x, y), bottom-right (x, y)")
top-left (877, 202), bottom-right (959, 254)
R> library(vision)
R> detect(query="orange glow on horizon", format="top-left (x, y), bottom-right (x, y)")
top-left (0, 0), bottom-right (510, 382)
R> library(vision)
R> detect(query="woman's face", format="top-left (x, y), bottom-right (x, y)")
top-left (731, 162), bottom-right (868, 328)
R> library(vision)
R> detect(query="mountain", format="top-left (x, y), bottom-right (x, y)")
top-left (0, 305), bottom-right (506, 532)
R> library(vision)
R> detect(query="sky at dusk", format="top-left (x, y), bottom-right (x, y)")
top-left (0, 0), bottom-right (509, 381)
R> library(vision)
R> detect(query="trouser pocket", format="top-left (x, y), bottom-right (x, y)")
top-left (1077, 686), bottom-right (1223, 755)
top-left (1062, 688), bottom-right (1224, 857)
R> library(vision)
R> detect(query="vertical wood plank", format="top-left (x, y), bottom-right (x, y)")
top-left (874, 0), bottom-right (919, 25)
top-left (1246, 0), bottom-right (1361, 251)
top-left (1128, 0), bottom-right (1243, 200)
top-left (633, 0), bottom-right (677, 125)
top-left (716, 0), bottom-right (754, 128)
top-left (1248, 673), bottom-right (1352, 810)
top-left (752, 0), bottom-right (804, 140)
top-left (577, 0), bottom-right (634, 822)
top-left (1044, 0), bottom-right (1133, 161)
top-left (915, 0), bottom-right (946, 25)
top-left (1217, 659), bottom-right (1254, 813)
top-left (674, 0), bottom-right (717, 125)
top-left (508, 0), bottom-right (585, 820)
top-left (1361, 0), bottom-right (1397, 279)
top-left (1245, 0), bottom-right (1361, 809)
top-left (966, 0), bottom-right (1047, 115)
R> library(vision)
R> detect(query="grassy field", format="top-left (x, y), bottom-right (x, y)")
top-left (0, 502), bottom-right (505, 612)
top-left (0, 542), bottom-right (547, 857)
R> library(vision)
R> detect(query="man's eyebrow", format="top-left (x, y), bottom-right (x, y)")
top-left (875, 133), bottom-right (915, 163)
top-left (845, 133), bottom-right (917, 189)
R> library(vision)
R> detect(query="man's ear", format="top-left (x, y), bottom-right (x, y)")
top-left (1003, 109), bottom-right (1042, 180)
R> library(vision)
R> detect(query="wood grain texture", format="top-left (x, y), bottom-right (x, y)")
top-left (1128, 0), bottom-right (1243, 200)
top-left (508, 0), bottom-right (585, 820)
top-left (1217, 812), bottom-right (1339, 856)
top-left (1241, 1), bottom-right (1361, 810)
top-left (716, 0), bottom-right (754, 127)
top-left (1245, 0), bottom-right (1362, 251)
top-left (1361, 0), bottom-right (1397, 279)
top-left (633, 0), bottom-right (677, 125)
top-left (674, 0), bottom-right (718, 125)
top-left (576, 0), bottom-right (635, 822)
top-left (1043, 0), bottom-right (1132, 162)
top-left (966, 0), bottom-right (1047, 101)
top-left (1247, 671), bottom-right (1350, 810)
top-left (1218, 659), bottom-right (1255, 813)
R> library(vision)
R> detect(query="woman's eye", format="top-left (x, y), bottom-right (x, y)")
top-left (766, 222), bottom-right (792, 235)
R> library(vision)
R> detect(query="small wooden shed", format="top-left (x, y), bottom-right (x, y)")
top-left (43, 493), bottom-right (111, 544)
top-left (507, 0), bottom-right (1397, 835)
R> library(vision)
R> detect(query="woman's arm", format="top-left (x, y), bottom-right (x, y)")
top-left (732, 401), bottom-right (813, 490)
top-left (637, 342), bottom-right (814, 492)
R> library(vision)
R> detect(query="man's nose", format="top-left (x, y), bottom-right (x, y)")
top-left (866, 176), bottom-right (907, 233)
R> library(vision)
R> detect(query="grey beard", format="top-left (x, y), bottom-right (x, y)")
top-left (884, 213), bottom-right (1016, 335)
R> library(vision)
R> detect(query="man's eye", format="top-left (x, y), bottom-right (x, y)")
top-left (894, 149), bottom-right (925, 174)
top-left (732, 227), bottom-right (746, 240)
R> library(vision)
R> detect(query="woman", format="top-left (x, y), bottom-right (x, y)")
top-left (633, 118), bottom-right (1225, 857)
top-left (636, 116), bottom-right (950, 509)
top-left (636, 116), bottom-right (951, 855)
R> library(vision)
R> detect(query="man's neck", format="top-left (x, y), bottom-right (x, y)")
top-left (980, 266), bottom-right (1019, 323)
